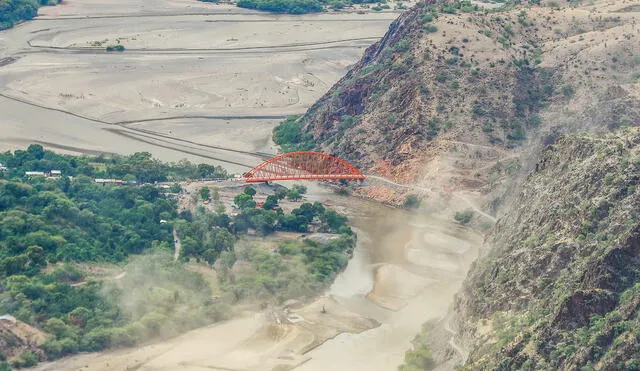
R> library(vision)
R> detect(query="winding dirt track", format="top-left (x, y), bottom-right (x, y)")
top-left (0, 91), bottom-right (271, 167)
top-left (26, 37), bottom-right (382, 55)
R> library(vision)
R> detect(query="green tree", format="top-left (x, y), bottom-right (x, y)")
top-left (234, 193), bottom-right (256, 209)
top-left (202, 249), bottom-right (218, 264)
top-left (293, 203), bottom-right (315, 223)
top-left (26, 245), bottom-right (46, 267)
top-left (81, 327), bottom-right (112, 351)
top-left (244, 186), bottom-right (257, 196)
top-left (399, 344), bottom-right (435, 370)
top-left (291, 184), bottom-right (307, 194)
top-left (199, 187), bottom-right (211, 201)
top-left (286, 190), bottom-right (301, 201)
top-left (27, 144), bottom-right (45, 160)
top-left (275, 187), bottom-right (288, 200)
top-left (45, 318), bottom-right (74, 339)
top-left (68, 307), bottom-right (91, 327)
top-left (322, 209), bottom-right (348, 232)
top-left (263, 195), bottom-right (279, 210)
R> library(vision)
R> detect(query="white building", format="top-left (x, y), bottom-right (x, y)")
top-left (94, 178), bottom-right (123, 184)
top-left (25, 171), bottom-right (46, 177)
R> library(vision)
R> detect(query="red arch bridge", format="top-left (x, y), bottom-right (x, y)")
top-left (243, 151), bottom-right (366, 183)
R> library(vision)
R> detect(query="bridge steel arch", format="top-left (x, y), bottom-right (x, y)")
top-left (243, 151), bottom-right (366, 183)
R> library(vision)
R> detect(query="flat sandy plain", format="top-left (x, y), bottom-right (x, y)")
top-left (0, 0), bottom-right (397, 172)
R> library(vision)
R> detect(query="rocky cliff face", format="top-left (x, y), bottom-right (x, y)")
top-left (451, 128), bottom-right (640, 369)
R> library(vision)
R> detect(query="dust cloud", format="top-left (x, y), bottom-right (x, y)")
top-left (31, 186), bottom-right (483, 371)
top-left (101, 249), bottom-right (230, 343)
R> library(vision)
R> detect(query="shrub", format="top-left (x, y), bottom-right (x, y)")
top-left (424, 24), bottom-right (438, 33)
top-left (454, 210), bottom-right (473, 224)
top-left (446, 57), bottom-right (459, 65)
top-left (399, 344), bottom-right (435, 370)
top-left (403, 194), bottom-right (421, 209)
top-left (440, 5), bottom-right (456, 14)
top-left (421, 13), bottom-right (434, 23)
top-left (106, 45), bottom-right (125, 52)
top-left (12, 351), bottom-right (39, 368)
top-left (394, 40), bottom-right (410, 53)
top-left (199, 187), bottom-right (211, 201)
top-left (562, 84), bottom-right (575, 98)
top-left (507, 126), bottom-right (526, 141)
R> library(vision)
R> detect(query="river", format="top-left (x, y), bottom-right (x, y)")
top-left (299, 184), bottom-right (481, 370)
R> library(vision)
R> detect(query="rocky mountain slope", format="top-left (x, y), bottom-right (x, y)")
top-left (294, 0), bottom-right (639, 206)
top-left (452, 127), bottom-right (640, 369)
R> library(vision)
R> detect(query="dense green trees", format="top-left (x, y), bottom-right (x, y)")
top-left (0, 145), bottom-right (228, 183)
top-left (0, 147), bottom-right (355, 367)
top-left (272, 116), bottom-right (315, 152)
top-left (0, 178), bottom-right (175, 266)
top-left (231, 0), bottom-right (383, 14)
top-left (0, 0), bottom-right (61, 30)
top-left (236, 0), bottom-right (323, 14)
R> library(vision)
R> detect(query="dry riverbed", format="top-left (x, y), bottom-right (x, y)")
top-left (0, 0), bottom-right (396, 172)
